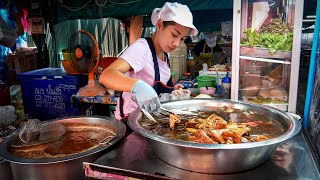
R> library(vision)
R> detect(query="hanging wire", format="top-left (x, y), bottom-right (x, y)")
top-left (5, 0), bottom-right (11, 13)
top-left (95, 0), bottom-right (108, 7)
top-left (58, 0), bottom-right (92, 11)
top-left (108, 0), bottom-right (141, 5)
top-left (95, 0), bottom-right (107, 18)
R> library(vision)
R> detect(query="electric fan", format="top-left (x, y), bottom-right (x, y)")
top-left (67, 30), bottom-right (106, 97)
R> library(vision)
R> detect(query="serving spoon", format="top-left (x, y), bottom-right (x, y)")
top-left (160, 106), bottom-right (176, 115)
top-left (141, 109), bottom-right (158, 123)
top-left (160, 106), bottom-right (198, 116)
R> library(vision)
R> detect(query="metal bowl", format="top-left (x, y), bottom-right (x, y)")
top-left (0, 116), bottom-right (126, 180)
top-left (128, 99), bottom-right (301, 174)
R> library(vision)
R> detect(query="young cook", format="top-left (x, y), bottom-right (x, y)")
top-left (99, 2), bottom-right (198, 120)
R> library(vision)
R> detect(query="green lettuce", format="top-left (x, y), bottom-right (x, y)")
top-left (241, 28), bottom-right (293, 54)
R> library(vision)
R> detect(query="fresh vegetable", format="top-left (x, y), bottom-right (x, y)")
top-left (241, 28), bottom-right (293, 54)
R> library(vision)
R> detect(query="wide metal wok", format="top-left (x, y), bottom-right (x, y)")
top-left (0, 116), bottom-right (126, 180)
top-left (128, 99), bottom-right (301, 174)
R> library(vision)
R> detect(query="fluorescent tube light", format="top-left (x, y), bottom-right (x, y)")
top-left (306, 15), bottom-right (316, 18)
top-left (303, 19), bottom-right (316, 22)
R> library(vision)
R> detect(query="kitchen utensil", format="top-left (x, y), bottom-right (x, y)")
top-left (0, 116), bottom-right (126, 180)
top-left (160, 106), bottom-right (175, 115)
top-left (200, 87), bottom-right (216, 95)
top-left (141, 109), bottom-right (157, 123)
top-left (18, 119), bottom-right (41, 143)
top-left (18, 119), bottom-right (67, 147)
top-left (128, 99), bottom-right (301, 174)
top-left (160, 106), bottom-right (198, 116)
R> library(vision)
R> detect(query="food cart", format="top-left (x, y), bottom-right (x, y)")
top-left (0, 0), bottom-right (320, 180)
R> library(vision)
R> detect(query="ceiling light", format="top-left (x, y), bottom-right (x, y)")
top-left (303, 19), bottom-right (316, 22)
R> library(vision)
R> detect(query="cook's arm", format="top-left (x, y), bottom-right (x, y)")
top-left (99, 58), bottom-right (138, 92)
top-left (99, 58), bottom-right (160, 112)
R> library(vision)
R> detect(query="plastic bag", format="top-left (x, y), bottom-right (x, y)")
top-left (170, 89), bottom-right (191, 101)
top-left (0, 105), bottom-right (17, 125)
top-left (159, 89), bottom-right (191, 102)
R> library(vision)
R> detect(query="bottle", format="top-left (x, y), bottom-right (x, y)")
top-left (215, 70), bottom-right (222, 95)
top-left (221, 71), bottom-right (231, 99)
top-left (187, 50), bottom-right (194, 75)
top-left (226, 57), bottom-right (231, 68)
top-left (202, 63), bottom-right (208, 71)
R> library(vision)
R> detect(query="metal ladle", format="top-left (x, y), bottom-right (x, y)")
top-left (18, 119), bottom-right (41, 143)
top-left (18, 119), bottom-right (67, 146)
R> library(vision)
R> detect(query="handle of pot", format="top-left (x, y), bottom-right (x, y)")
top-left (99, 135), bottom-right (117, 146)
top-left (0, 158), bottom-right (6, 164)
top-left (286, 112), bottom-right (302, 137)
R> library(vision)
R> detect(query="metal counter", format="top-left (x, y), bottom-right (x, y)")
top-left (89, 131), bottom-right (320, 180)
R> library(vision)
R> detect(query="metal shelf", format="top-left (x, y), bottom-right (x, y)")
top-left (239, 56), bottom-right (292, 65)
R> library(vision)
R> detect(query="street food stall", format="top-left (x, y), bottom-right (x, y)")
top-left (0, 0), bottom-right (320, 180)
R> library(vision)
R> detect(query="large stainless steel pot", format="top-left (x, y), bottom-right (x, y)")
top-left (0, 125), bottom-right (15, 180)
top-left (0, 116), bottom-right (126, 180)
top-left (128, 99), bottom-right (301, 174)
top-left (0, 157), bottom-right (13, 180)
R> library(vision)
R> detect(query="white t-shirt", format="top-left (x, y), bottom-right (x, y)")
top-left (114, 38), bottom-right (171, 120)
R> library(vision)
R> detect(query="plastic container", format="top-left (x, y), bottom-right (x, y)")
top-left (200, 87), bottom-right (216, 95)
top-left (202, 63), bottom-right (208, 71)
top-left (187, 50), bottom-right (195, 74)
top-left (216, 84), bottom-right (222, 94)
top-left (171, 71), bottom-right (176, 82)
top-left (17, 68), bottom-right (87, 121)
top-left (61, 48), bottom-right (75, 61)
top-left (178, 72), bottom-right (193, 88)
top-left (197, 76), bottom-right (216, 89)
top-left (221, 72), bottom-right (231, 99)
top-left (61, 60), bottom-right (79, 74)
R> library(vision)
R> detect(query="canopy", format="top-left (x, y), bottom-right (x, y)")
top-left (44, 0), bottom-right (233, 32)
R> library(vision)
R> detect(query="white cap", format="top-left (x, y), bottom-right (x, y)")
top-left (204, 33), bottom-right (217, 48)
top-left (151, 2), bottom-right (198, 36)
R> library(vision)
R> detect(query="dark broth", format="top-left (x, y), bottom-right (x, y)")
top-left (9, 126), bottom-right (115, 159)
top-left (141, 107), bottom-right (286, 143)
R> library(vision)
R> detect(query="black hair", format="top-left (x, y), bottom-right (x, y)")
top-left (162, 21), bottom-right (177, 28)
top-left (184, 36), bottom-right (192, 44)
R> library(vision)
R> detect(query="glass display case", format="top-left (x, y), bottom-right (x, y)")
top-left (231, 0), bottom-right (304, 112)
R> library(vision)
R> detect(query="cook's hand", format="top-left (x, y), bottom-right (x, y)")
top-left (172, 88), bottom-right (191, 96)
top-left (174, 84), bottom-right (184, 90)
top-left (131, 80), bottom-right (160, 113)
